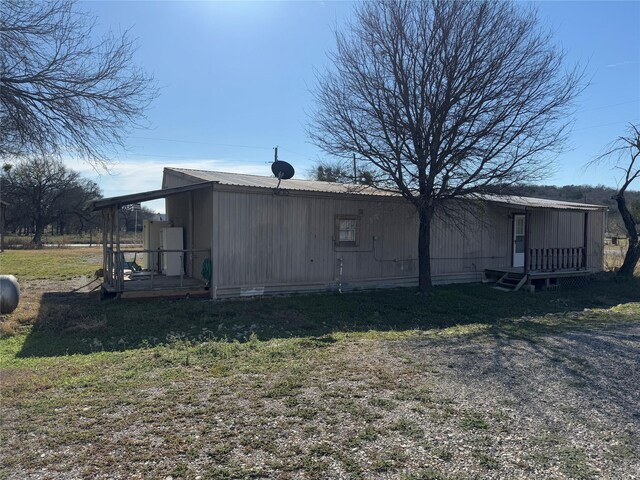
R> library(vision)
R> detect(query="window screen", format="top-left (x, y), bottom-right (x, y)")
top-left (335, 216), bottom-right (358, 247)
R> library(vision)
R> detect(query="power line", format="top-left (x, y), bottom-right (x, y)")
top-left (130, 135), bottom-right (317, 162)
top-left (573, 120), bottom-right (633, 131)
top-left (121, 152), bottom-right (270, 164)
top-left (577, 99), bottom-right (640, 113)
top-left (130, 135), bottom-right (272, 150)
top-left (279, 146), bottom-right (314, 158)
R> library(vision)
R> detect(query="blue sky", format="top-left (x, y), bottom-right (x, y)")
top-left (72, 1), bottom-right (640, 212)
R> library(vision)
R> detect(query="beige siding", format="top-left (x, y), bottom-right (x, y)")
top-left (162, 169), bottom-right (201, 189)
top-left (165, 188), bottom-right (213, 279)
top-left (211, 190), bottom-right (419, 293)
top-left (431, 206), bottom-right (513, 276)
top-left (529, 210), bottom-right (585, 249)
top-left (528, 209), bottom-right (604, 271)
top-left (587, 210), bottom-right (605, 270)
top-left (210, 191), bottom-right (518, 295)
top-left (162, 169), bottom-right (605, 296)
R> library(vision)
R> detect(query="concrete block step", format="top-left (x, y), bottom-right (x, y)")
top-left (492, 286), bottom-right (513, 292)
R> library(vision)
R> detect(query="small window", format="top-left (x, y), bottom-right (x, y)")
top-left (335, 215), bottom-right (359, 247)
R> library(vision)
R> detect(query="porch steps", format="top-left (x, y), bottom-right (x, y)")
top-left (493, 272), bottom-right (528, 292)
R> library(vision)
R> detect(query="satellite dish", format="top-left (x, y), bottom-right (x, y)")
top-left (271, 160), bottom-right (295, 180)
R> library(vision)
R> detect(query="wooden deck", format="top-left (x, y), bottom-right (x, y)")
top-left (485, 267), bottom-right (598, 292)
top-left (485, 267), bottom-right (597, 278)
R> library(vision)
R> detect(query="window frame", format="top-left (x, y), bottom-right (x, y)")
top-left (334, 215), bottom-right (359, 248)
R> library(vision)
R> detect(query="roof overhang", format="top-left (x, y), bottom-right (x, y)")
top-left (89, 181), bottom-right (213, 211)
top-left (477, 194), bottom-right (607, 212)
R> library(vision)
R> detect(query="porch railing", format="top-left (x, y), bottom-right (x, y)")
top-left (528, 247), bottom-right (585, 272)
top-left (104, 247), bottom-right (211, 293)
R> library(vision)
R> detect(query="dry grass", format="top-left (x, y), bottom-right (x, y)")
top-left (1, 248), bottom-right (640, 479)
top-left (0, 247), bottom-right (102, 280)
top-left (0, 248), bottom-right (102, 336)
top-left (603, 245), bottom-right (640, 275)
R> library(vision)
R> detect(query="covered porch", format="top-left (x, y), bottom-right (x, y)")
top-left (90, 181), bottom-right (214, 299)
top-left (481, 195), bottom-right (606, 291)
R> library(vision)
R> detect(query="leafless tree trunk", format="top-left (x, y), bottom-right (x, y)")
top-left (593, 124), bottom-right (640, 277)
top-left (0, 0), bottom-right (156, 166)
top-left (309, 0), bottom-right (583, 291)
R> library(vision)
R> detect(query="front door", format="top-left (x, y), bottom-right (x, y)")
top-left (513, 214), bottom-right (525, 267)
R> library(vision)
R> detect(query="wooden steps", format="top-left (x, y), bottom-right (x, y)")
top-left (493, 271), bottom-right (528, 292)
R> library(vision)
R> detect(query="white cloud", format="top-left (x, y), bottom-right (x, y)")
top-left (606, 60), bottom-right (636, 68)
top-left (63, 157), bottom-right (272, 213)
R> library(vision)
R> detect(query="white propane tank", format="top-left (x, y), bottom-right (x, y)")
top-left (0, 275), bottom-right (20, 314)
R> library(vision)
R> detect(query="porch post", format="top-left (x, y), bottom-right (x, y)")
top-left (582, 211), bottom-right (589, 270)
top-left (115, 204), bottom-right (122, 291)
top-left (108, 208), bottom-right (114, 287)
top-left (524, 209), bottom-right (530, 274)
top-left (188, 191), bottom-right (194, 277)
top-left (102, 210), bottom-right (107, 279)
top-left (210, 183), bottom-right (217, 300)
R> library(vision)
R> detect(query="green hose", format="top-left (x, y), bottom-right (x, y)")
top-left (201, 258), bottom-right (212, 286)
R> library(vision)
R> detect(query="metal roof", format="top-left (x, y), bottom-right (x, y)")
top-left (89, 181), bottom-right (212, 211)
top-left (478, 194), bottom-right (606, 211)
top-left (165, 168), bottom-right (397, 196)
top-left (166, 168), bottom-right (606, 211)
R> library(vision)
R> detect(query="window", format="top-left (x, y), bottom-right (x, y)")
top-left (335, 215), bottom-right (359, 247)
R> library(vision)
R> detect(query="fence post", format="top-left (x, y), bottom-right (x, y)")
top-left (583, 212), bottom-right (589, 270)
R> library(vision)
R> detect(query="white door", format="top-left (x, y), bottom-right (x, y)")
top-left (513, 214), bottom-right (525, 267)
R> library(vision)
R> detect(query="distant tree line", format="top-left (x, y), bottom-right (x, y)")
top-left (1, 157), bottom-right (156, 247)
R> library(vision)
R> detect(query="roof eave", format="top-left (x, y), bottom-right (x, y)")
top-left (89, 181), bottom-right (214, 211)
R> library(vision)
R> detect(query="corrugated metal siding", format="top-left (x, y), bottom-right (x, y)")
top-left (527, 209), bottom-right (604, 271)
top-left (164, 188), bottom-right (213, 279)
top-left (192, 188), bottom-right (213, 280)
top-left (212, 190), bottom-right (420, 288)
top-left (430, 206), bottom-right (512, 276)
top-left (529, 210), bottom-right (585, 249)
top-left (587, 210), bottom-right (605, 270)
top-left (163, 169), bottom-right (605, 294)
top-left (211, 191), bottom-right (518, 290)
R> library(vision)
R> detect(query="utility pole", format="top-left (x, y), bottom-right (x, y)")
top-left (353, 153), bottom-right (357, 184)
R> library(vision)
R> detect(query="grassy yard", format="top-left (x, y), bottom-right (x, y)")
top-left (0, 247), bottom-right (102, 280)
top-left (1, 248), bottom-right (639, 479)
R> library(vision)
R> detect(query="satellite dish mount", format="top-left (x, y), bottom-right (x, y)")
top-left (271, 146), bottom-right (295, 194)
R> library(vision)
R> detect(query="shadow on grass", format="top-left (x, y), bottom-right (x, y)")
top-left (16, 276), bottom-right (640, 358)
top-left (406, 319), bottom-right (640, 429)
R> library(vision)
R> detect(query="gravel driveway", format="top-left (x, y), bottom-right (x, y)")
top-left (398, 323), bottom-right (640, 479)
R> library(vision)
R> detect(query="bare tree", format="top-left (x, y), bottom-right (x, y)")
top-left (593, 124), bottom-right (640, 278)
top-left (309, 0), bottom-right (582, 291)
top-left (1, 157), bottom-right (101, 246)
top-left (0, 0), bottom-right (156, 166)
